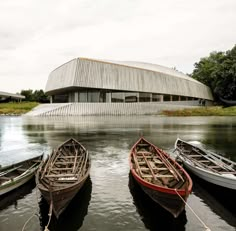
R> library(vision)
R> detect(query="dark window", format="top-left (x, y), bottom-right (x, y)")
top-left (53, 94), bottom-right (69, 103)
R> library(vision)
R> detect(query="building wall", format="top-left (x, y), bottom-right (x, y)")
top-left (26, 101), bottom-right (209, 116)
top-left (45, 58), bottom-right (213, 101)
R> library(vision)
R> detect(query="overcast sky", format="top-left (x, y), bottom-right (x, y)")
top-left (0, 0), bottom-right (236, 93)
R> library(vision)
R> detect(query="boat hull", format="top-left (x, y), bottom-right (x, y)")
top-left (175, 138), bottom-right (236, 190)
top-left (0, 172), bottom-right (35, 196)
top-left (0, 154), bottom-right (43, 196)
top-left (183, 161), bottom-right (236, 190)
top-left (131, 171), bottom-right (186, 218)
top-left (38, 173), bottom-right (89, 218)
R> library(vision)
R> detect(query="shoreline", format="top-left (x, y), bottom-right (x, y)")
top-left (0, 103), bottom-right (236, 116)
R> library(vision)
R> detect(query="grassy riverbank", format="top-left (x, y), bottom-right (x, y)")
top-left (0, 102), bottom-right (39, 115)
top-left (162, 106), bottom-right (236, 116)
top-left (1, 103), bottom-right (236, 116)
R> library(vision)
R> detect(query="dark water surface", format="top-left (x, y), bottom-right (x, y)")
top-left (0, 115), bottom-right (235, 231)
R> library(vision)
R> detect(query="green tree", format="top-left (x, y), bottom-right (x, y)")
top-left (20, 89), bottom-right (33, 101)
top-left (191, 45), bottom-right (236, 101)
top-left (20, 89), bottom-right (49, 103)
top-left (33, 90), bottom-right (49, 103)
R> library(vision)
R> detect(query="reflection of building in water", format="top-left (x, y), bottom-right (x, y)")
top-left (39, 177), bottom-right (92, 231)
top-left (128, 173), bottom-right (187, 230)
top-left (27, 58), bottom-right (213, 116)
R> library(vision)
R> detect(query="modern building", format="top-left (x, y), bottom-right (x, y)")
top-left (0, 91), bottom-right (25, 102)
top-left (27, 58), bottom-right (213, 116)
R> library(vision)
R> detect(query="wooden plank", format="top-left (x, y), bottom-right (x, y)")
top-left (57, 156), bottom-right (77, 159)
top-left (209, 165), bottom-right (222, 169)
top-left (141, 153), bottom-right (157, 180)
top-left (137, 151), bottom-right (152, 154)
top-left (132, 152), bottom-right (143, 177)
top-left (153, 158), bottom-right (163, 164)
top-left (72, 142), bottom-right (79, 173)
top-left (156, 174), bottom-right (174, 178)
top-left (50, 167), bottom-right (73, 171)
top-left (157, 149), bottom-right (185, 182)
top-left (142, 174), bottom-right (174, 178)
top-left (54, 161), bottom-right (75, 164)
top-left (198, 160), bottom-right (210, 163)
top-left (188, 155), bottom-right (202, 158)
top-left (78, 151), bottom-right (88, 176)
top-left (45, 174), bottom-right (76, 178)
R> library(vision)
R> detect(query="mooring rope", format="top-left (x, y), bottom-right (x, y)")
top-left (21, 187), bottom-right (41, 231)
top-left (21, 213), bottom-right (39, 231)
top-left (175, 189), bottom-right (211, 231)
top-left (44, 200), bottom-right (53, 231)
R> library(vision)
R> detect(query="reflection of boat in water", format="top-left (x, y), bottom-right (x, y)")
top-left (128, 173), bottom-right (187, 231)
top-left (0, 178), bottom-right (36, 211)
top-left (190, 173), bottom-right (236, 226)
top-left (39, 177), bottom-right (92, 231)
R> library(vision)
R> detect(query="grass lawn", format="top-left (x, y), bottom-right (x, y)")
top-left (0, 102), bottom-right (39, 115)
top-left (162, 106), bottom-right (236, 116)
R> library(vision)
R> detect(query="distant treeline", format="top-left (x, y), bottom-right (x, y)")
top-left (19, 89), bottom-right (49, 103)
top-left (191, 44), bottom-right (236, 101)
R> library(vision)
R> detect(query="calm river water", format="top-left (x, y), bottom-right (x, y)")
top-left (0, 115), bottom-right (235, 231)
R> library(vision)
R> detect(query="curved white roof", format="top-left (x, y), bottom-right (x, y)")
top-left (98, 59), bottom-right (200, 84)
top-left (46, 57), bottom-right (213, 100)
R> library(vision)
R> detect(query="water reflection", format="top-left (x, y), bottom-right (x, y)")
top-left (128, 173), bottom-right (187, 231)
top-left (191, 174), bottom-right (236, 227)
top-left (39, 177), bottom-right (92, 231)
top-left (0, 178), bottom-right (36, 211)
top-left (0, 115), bottom-right (235, 230)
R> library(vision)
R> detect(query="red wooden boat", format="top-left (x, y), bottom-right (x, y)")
top-left (129, 137), bottom-right (192, 218)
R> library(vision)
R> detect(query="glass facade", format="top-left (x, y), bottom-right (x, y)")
top-left (88, 92), bottom-right (100, 102)
top-left (53, 94), bottom-right (69, 103)
top-left (152, 94), bottom-right (162, 102)
top-left (111, 92), bottom-right (124, 102)
top-left (52, 89), bottom-right (194, 104)
top-left (139, 93), bottom-right (151, 102)
top-left (163, 95), bottom-right (171, 101)
top-left (125, 92), bottom-right (138, 103)
top-left (172, 95), bottom-right (179, 101)
top-left (79, 92), bottom-right (88, 102)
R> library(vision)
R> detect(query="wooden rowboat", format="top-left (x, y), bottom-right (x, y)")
top-left (129, 137), bottom-right (192, 218)
top-left (174, 138), bottom-right (236, 190)
top-left (0, 154), bottom-right (43, 196)
top-left (36, 138), bottom-right (90, 218)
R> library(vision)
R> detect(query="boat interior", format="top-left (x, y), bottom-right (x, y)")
top-left (176, 140), bottom-right (236, 175)
top-left (39, 142), bottom-right (89, 189)
top-left (132, 141), bottom-right (189, 190)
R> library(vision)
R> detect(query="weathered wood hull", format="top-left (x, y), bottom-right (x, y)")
top-left (131, 171), bottom-right (186, 218)
top-left (36, 138), bottom-right (91, 218)
top-left (129, 137), bottom-right (192, 218)
top-left (37, 172), bottom-right (89, 218)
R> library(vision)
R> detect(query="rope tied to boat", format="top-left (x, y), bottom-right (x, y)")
top-left (174, 189), bottom-right (211, 231)
top-left (22, 186), bottom-right (41, 231)
top-left (44, 200), bottom-right (53, 231)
